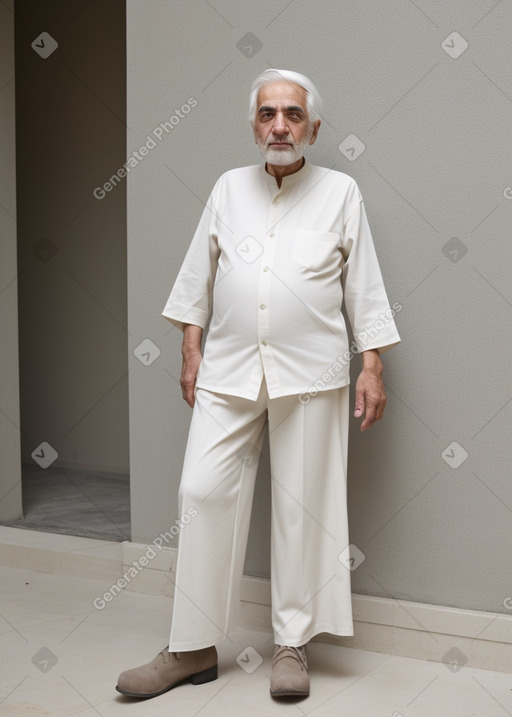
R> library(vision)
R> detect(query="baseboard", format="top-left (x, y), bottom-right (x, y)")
top-left (0, 525), bottom-right (122, 583)
top-left (1, 528), bottom-right (511, 674)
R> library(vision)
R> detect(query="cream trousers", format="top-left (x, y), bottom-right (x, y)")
top-left (168, 375), bottom-right (354, 651)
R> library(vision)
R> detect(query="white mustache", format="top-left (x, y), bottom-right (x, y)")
top-left (266, 139), bottom-right (294, 147)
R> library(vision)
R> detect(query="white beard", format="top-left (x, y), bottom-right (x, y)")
top-left (259, 142), bottom-right (304, 166)
top-left (257, 125), bottom-right (314, 166)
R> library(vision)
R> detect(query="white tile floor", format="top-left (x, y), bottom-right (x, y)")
top-left (1, 564), bottom-right (511, 716)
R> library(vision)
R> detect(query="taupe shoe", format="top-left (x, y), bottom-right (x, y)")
top-left (116, 645), bottom-right (218, 699)
top-left (270, 644), bottom-right (309, 697)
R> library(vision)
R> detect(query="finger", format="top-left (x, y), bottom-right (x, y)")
top-left (354, 386), bottom-right (365, 418)
top-left (373, 391), bottom-right (386, 422)
top-left (186, 384), bottom-right (196, 407)
top-left (361, 400), bottom-right (377, 431)
top-left (376, 397), bottom-right (386, 422)
top-left (180, 378), bottom-right (194, 407)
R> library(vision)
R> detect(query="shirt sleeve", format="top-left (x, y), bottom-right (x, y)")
top-left (341, 197), bottom-right (401, 354)
top-left (161, 180), bottom-right (221, 331)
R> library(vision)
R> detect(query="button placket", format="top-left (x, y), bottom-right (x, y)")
top-left (257, 190), bottom-right (283, 351)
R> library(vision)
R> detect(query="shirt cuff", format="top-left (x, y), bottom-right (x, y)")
top-left (354, 334), bottom-right (401, 355)
top-left (161, 302), bottom-right (208, 332)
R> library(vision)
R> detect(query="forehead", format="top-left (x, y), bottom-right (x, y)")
top-left (256, 80), bottom-right (308, 109)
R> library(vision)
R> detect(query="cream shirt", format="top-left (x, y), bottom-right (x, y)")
top-left (162, 159), bottom-right (400, 400)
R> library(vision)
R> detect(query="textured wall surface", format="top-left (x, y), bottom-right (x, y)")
top-left (126, 0), bottom-right (512, 614)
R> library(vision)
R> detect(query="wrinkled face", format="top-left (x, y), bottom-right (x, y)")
top-left (253, 80), bottom-right (320, 166)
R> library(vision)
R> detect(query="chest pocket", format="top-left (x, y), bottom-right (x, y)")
top-left (292, 229), bottom-right (341, 271)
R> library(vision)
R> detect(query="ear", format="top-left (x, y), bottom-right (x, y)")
top-left (252, 123), bottom-right (259, 144)
top-left (309, 118), bottom-right (321, 145)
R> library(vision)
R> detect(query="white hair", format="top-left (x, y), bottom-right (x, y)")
top-left (248, 68), bottom-right (322, 125)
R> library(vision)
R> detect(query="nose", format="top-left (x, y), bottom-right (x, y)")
top-left (272, 111), bottom-right (288, 136)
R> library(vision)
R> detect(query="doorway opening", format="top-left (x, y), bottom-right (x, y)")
top-left (5, 0), bottom-right (129, 541)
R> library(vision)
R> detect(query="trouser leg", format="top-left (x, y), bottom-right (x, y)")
top-left (267, 385), bottom-right (353, 646)
top-left (168, 380), bottom-right (267, 652)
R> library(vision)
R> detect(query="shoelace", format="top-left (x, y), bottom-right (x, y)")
top-left (273, 645), bottom-right (307, 671)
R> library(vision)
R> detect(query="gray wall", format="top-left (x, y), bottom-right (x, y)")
top-left (0, 0), bottom-right (23, 523)
top-left (14, 0), bottom-right (128, 474)
top-left (125, 0), bottom-right (512, 615)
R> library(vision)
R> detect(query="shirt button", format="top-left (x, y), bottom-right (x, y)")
top-left (263, 266), bottom-right (269, 272)
top-left (260, 304), bottom-right (266, 310)
top-left (262, 341), bottom-right (268, 346)
top-left (269, 232), bottom-right (275, 238)
top-left (272, 199), bottom-right (279, 206)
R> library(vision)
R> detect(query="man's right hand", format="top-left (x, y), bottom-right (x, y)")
top-left (180, 324), bottom-right (203, 407)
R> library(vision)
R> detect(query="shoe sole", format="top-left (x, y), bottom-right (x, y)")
top-left (115, 664), bottom-right (218, 699)
top-left (270, 688), bottom-right (309, 698)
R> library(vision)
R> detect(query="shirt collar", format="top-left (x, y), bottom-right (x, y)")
top-left (260, 157), bottom-right (312, 190)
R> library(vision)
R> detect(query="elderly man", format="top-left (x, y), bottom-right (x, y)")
top-left (117, 69), bottom-right (400, 700)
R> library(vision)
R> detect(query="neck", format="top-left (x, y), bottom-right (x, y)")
top-left (265, 156), bottom-right (305, 188)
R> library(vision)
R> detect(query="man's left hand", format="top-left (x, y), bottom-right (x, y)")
top-left (354, 349), bottom-right (387, 431)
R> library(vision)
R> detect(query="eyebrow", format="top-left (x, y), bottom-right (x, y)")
top-left (258, 105), bottom-right (305, 114)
